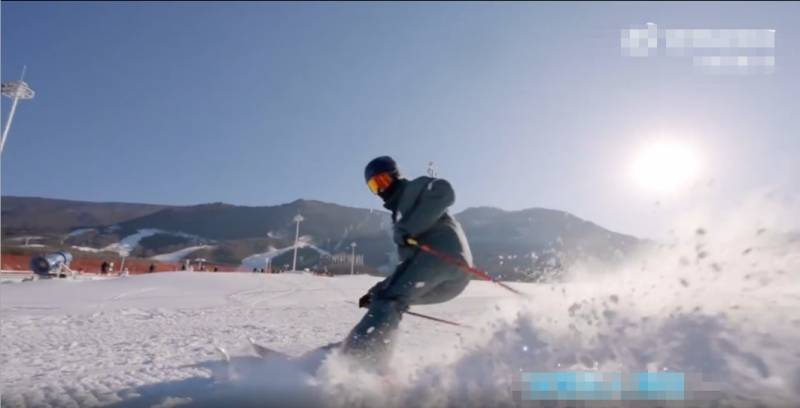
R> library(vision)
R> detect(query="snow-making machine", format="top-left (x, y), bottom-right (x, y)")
top-left (29, 251), bottom-right (75, 278)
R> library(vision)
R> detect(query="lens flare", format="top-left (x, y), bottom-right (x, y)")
top-left (630, 141), bottom-right (702, 194)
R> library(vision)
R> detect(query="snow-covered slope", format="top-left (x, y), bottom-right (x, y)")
top-left (240, 238), bottom-right (330, 270)
top-left (150, 245), bottom-right (215, 262)
top-left (65, 228), bottom-right (96, 238)
top-left (2, 238), bottom-right (798, 408)
top-left (72, 229), bottom-right (204, 257)
top-left (70, 229), bottom-right (163, 256)
top-left (2, 193), bottom-right (799, 408)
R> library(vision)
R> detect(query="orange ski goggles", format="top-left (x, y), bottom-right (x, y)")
top-left (367, 172), bottom-right (395, 194)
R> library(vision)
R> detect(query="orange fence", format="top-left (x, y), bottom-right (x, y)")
top-left (0, 253), bottom-right (240, 274)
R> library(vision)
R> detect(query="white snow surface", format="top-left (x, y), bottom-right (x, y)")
top-left (1, 274), bottom-right (116, 284)
top-left (2, 195), bottom-right (800, 408)
top-left (70, 246), bottom-right (105, 254)
top-left (150, 246), bottom-right (215, 263)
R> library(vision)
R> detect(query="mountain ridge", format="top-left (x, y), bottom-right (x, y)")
top-left (2, 195), bottom-right (645, 280)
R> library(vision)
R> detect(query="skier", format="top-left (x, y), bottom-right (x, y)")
top-left (341, 156), bottom-right (473, 369)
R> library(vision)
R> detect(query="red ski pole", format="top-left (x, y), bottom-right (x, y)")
top-left (406, 238), bottom-right (527, 298)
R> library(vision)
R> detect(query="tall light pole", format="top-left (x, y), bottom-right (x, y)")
top-left (1, 67), bottom-right (35, 155)
top-left (350, 242), bottom-right (357, 275)
top-left (291, 214), bottom-right (304, 272)
top-left (265, 231), bottom-right (271, 273)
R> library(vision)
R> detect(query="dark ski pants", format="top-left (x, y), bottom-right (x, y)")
top-left (342, 252), bottom-right (469, 367)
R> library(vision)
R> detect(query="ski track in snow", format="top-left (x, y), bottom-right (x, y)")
top-left (2, 204), bottom-right (800, 407)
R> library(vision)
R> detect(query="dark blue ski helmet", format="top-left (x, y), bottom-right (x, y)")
top-left (364, 156), bottom-right (400, 183)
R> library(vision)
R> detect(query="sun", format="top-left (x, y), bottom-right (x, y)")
top-left (630, 140), bottom-right (702, 194)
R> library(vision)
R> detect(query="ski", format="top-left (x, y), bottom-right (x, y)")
top-left (215, 345), bottom-right (231, 362)
top-left (247, 338), bottom-right (348, 377)
top-left (248, 337), bottom-right (293, 361)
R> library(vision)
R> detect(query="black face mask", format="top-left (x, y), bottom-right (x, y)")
top-left (380, 178), bottom-right (406, 212)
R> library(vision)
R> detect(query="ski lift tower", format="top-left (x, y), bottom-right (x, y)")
top-left (291, 214), bottom-right (304, 271)
top-left (1, 67), bottom-right (35, 155)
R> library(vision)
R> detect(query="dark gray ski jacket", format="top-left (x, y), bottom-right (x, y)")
top-left (384, 176), bottom-right (473, 266)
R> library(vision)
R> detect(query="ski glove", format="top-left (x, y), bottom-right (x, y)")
top-left (359, 277), bottom-right (392, 308)
top-left (393, 226), bottom-right (411, 247)
top-left (358, 292), bottom-right (372, 308)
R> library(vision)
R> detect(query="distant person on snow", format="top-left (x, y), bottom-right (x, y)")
top-left (341, 156), bottom-right (473, 368)
top-left (148, 263), bottom-right (156, 273)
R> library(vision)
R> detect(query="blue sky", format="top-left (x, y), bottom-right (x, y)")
top-left (2, 2), bottom-right (798, 239)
